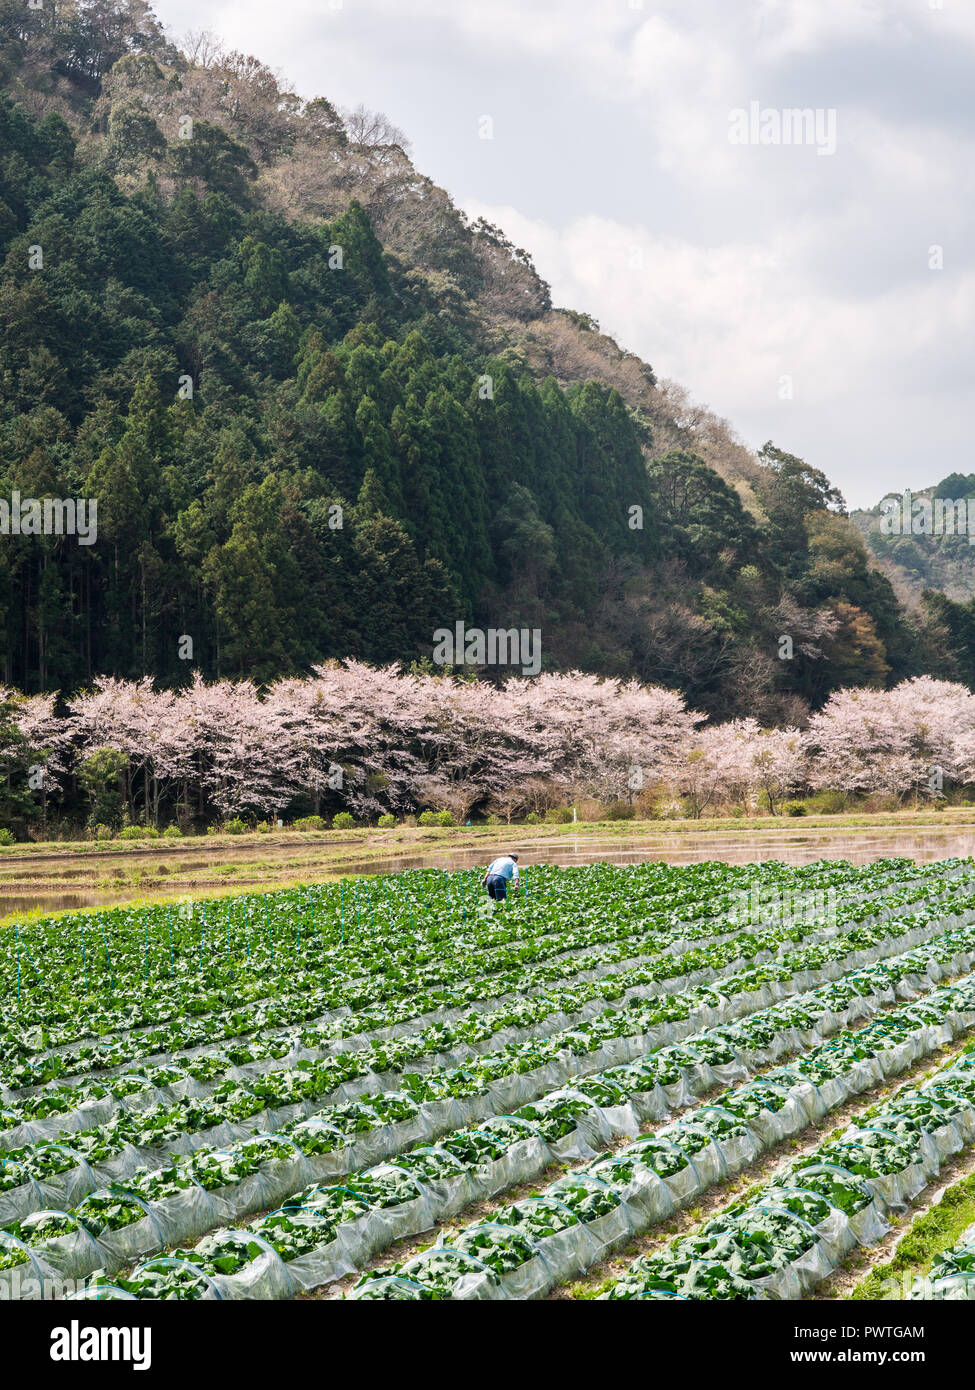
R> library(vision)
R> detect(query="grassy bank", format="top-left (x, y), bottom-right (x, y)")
top-left (3, 805), bottom-right (975, 860)
top-left (849, 1172), bottom-right (975, 1300)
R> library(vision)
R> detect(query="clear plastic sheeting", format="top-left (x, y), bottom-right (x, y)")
top-left (631, 1135), bottom-right (704, 1204)
top-left (659, 1123), bottom-right (727, 1189)
top-left (195, 1134), bottom-right (313, 1223)
top-left (140, 1174), bottom-right (217, 1247)
top-left (910, 1221), bottom-right (975, 1300)
top-left (287, 1118), bottom-right (353, 1181)
top-left (500, 1197), bottom-right (599, 1284)
top-left (122, 1256), bottom-right (223, 1301)
top-left (9, 886), bottom-right (969, 1168)
top-left (180, 1229), bottom-right (293, 1301)
top-left (750, 1207), bottom-right (834, 1299)
top-left (730, 1083), bottom-right (807, 1146)
top-left (349, 1165), bottom-right (436, 1242)
top-left (697, 1106), bottom-right (764, 1173)
top-left (18, 1209), bottom-right (102, 1283)
top-left (10, 878), bottom-right (975, 1304)
top-left (454, 1222), bottom-right (552, 1300)
top-left (516, 1088), bottom-right (611, 1162)
top-left (863, 1162), bottom-right (928, 1211)
top-left (11, 973), bottom-right (975, 1300)
top-left (777, 1163), bottom-right (890, 1248)
top-left (394, 1146), bottom-right (476, 1219)
top-left (6, 907), bottom-right (973, 1193)
top-left (257, 1206), bottom-right (353, 1293)
top-left (920, 1274), bottom-right (975, 1301)
top-left (479, 1114), bottom-right (550, 1169)
top-left (547, 1174), bottom-right (634, 1264)
top-left (76, 1191), bottom-right (166, 1272)
top-left (399, 1246), bottom-right (505, 1301)
top-left (767, 1070), bottom-right (830, 1124)
top-left (926, 1086), bottom-right (975, 1145)
top-left (770, 1187), bottom-right (857, 1267)
top-left (35, 1145), bottom-right (97, 1213)
top-left (0, 1172), bottom-right (44, 1227)
top-left (0, 1229), bottom-right (44, 1299)
top-left (586, 1151), bottom-right (676, 1229)
top-left (8, 865), bottom-right (967, 1098)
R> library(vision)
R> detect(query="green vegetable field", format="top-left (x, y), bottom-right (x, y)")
top-left (4, 858), bottom-right (975, 1301)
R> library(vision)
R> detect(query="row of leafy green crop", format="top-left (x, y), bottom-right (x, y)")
top-left (850, 1172), bottom-right (975, 1300)
top-left (2, 859), bottom-right (959, 1089)
top-left (3, 915), bottom-right (973, 1299)
top-left (1, 857), bottom-right (911, 1032)
top-left (600, 1043), bottom-right (975, 1299)
top-left (39, 938), bottom-right (975, 1302)
top-left (349, 984), bottom-right (975, 1299)
top-left (3, 874), bottom-right (966, 1173)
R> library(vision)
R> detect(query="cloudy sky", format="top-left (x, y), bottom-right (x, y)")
top-left (152, 0), bottom-right (974, 508)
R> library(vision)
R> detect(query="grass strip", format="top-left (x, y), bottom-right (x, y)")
top-left (848, 1170), bottom-right (975, 1300)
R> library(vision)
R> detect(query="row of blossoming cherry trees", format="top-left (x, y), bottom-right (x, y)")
top-left (3, 667), bottom-right (973, 825)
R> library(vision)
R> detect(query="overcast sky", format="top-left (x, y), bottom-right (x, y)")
top-left (151, 0), bottom-right (975, 509)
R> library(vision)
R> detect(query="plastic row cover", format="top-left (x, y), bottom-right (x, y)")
top-left (7, 947), bottom-right (975, 1299)
top-left (602, 1051), bottom-right (975, 1303)
top-left (7, 894), bottom-right (968, 1210)
top-left (13, 878), bottom-right (968, 1128)
top-left (2, 925), bottom-right (970, 1290)
top-left (345, 988), bottom-right (975, 1300)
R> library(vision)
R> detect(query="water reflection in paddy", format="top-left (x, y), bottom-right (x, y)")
top-left (352, 828), bottom-right (975, 875)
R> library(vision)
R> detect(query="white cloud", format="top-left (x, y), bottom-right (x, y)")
top-left (750, 0), bottom-right (909, 61)
top-left (464, 197), bottom-right (975, 504)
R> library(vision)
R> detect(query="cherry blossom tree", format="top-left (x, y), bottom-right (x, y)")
top-left (804, 677), bottom-right (975, 801)
top-left (749, 726), bottom-right (806, 814)
top-left (178, 675), bottom-right (305, 820)
top-left (266, 662), bottom-right (430, 817)
top-left (68, 677), bottom-right (193, 825)
top-left (409, 673), bottom-right (550, 820)
top-left (671, 719), bottom-right (758, 817)
top-left (10, 667), bottom-right (975, 827)
top-left (504, 672), bottom-right (701, 803)
top-left (4, 691), bottom-right (71, 790)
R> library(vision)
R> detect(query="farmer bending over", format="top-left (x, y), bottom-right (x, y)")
top-left (483, 852), bottom-right (520, 902)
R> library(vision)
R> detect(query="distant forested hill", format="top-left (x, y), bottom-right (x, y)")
top-left (852, 474), bottom-right (975, 693)
top-left (0, 0), bottom-right (954, 719)
top-left (852, 475), bottom-right (975, 606)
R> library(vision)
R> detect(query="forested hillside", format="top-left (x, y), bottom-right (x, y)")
top-left (0, 0), bottom-right (954, 721)
top-left (853, 474), bottom-right (975, 602)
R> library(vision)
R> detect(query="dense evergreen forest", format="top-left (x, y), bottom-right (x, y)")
top-left (0, 0), bottom-right (959, 722)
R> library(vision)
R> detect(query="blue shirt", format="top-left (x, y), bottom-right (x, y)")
top-left (487, 857), bottom-right (518, 881)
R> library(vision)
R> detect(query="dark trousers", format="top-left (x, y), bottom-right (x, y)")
top-left (486, 874), bottom-right (507, 900)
